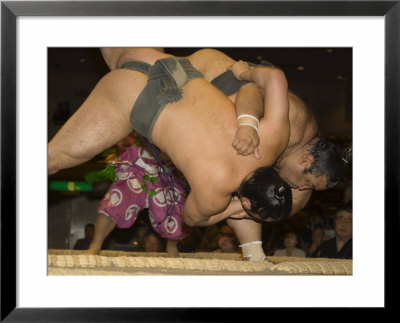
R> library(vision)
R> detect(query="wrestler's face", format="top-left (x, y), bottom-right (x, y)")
top-left (277, 154), bottom-right (328, 191)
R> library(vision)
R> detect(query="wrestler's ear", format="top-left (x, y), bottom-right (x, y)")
top-left (299, 154), bottom-right (314, 169)
top-left (241, 197), bottom-right (252, 211)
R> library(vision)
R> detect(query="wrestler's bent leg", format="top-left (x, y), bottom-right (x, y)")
top-left (48, 70), bottom-right (147, 174)
top-left (100, 48), bottom-right (166, 71)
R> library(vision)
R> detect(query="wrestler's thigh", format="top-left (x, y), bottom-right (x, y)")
top-left (49, 70), bottom-right (147, 164)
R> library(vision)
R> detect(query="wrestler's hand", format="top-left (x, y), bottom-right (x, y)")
top-left (232, 126), bottom-right (261, 159)
top-left (229, 60), bottom-right (251, 80)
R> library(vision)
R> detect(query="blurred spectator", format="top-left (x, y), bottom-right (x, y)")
top-left (306, 226), bottom-right (325, 257)
top-left (273, 232), bottom-right (306, 257)
top-left (343, 179), bottom-right (352, 203)
top-left (199, 224), bottom-right (220, 252)
top-left (298, 208), bottom-right (325, 252)
top-left (128, 222), bottom-right (152, 251)
top-left (175, 227), bottom-right (205, 252)
top-left (142, 231), bottom-right (164, 252)
top-left (315, 202), bottom-right (352, 259)
top-left (213, 225), bottom-right (240, 253)
top-left (73, 223), bottom-right (94, 250)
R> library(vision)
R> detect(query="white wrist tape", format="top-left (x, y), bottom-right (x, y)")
top-left (237, 114), bottom-right (260, 125)
top-left (239, 241), bottom-right (266, 261)
top-left (238, 123), bottom-right (258, 132)
top-left (237, 115), bottom-right (259, 133)
top-left (239, 241), bottom-right (263, 248)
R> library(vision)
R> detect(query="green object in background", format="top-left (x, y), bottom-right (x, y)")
top-left (50, 181), bottom-right (93, 192)
top-left (84, 165), bottom-right (117, 183)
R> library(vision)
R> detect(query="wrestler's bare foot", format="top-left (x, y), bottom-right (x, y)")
top-left (84, 244), bottom-right (101, 255)
top-left (84, 214), bottom-right (116, 255)
top-left (166, 240), bottom-right (179, 258)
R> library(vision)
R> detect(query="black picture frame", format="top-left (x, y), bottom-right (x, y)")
top-left (1, 0), bottom-right (398, 321)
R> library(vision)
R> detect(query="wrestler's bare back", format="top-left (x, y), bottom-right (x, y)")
top-left (108, 49), bottom-right (281, 200)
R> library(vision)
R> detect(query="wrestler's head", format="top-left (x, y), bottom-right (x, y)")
top-left (276, 137), bottom-right (351, 191)
top-left (237, 166), bottom-right (292, 222)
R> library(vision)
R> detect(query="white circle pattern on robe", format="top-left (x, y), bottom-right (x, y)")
top-left (164, 216), bottom-right (178, 234)
top-left (125, 204), bottom-right (141, 221)
top-left (127, 177), bottom-right (143, 194)
top-left (152, 187), bottom-right (182, 208)
top-left (109, 189), bottom-right (123, 206)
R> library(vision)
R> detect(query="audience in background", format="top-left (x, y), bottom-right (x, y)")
top-left (142, 231), bottom-right (164, 252)
top-left (70, 202), bottom-right (353, 259)
top-left (174, 227), bottom-right (205, 252)
top-left (306, 226), bottom-right (326, 257)
top-left (198, 225), bottom-right (220, 252)
top-left (315, 202), bottom-right (352, 259)
top-left (343, 178), bottom-right (352, 203)
top-left (128, 222), bottom-right (153, 251)
top-left (70, 200), bottom-right (353, 260)
top-left (298, 207), bottom-right (326, 251)
top-left (273, 232), bottom-right (306, 257)
top-left (212, 225), bottom-right (240, 253)
top-left (73, 223), bottom-right (95, 250)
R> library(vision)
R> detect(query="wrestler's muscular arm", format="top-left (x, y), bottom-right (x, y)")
top-left (230, 61), bottom-right (290, 159)
top-left (231, 83), bottom-right (263, 159)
